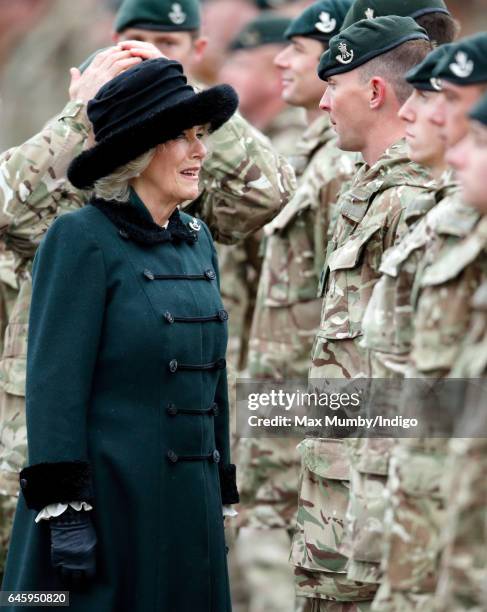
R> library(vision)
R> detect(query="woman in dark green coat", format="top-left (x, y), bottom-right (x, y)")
top-left (2, 58), bottom-right (239, 612)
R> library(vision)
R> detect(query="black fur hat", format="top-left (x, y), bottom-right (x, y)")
top-left (68, 58), bottom-right (239, 190)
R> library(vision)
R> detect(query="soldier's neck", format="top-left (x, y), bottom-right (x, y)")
top-left (361, 121), bottom-right (405, 167)
top-left (244, 98), bottom-right (286, 132)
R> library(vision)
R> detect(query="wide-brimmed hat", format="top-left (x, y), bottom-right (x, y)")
top-left (68, 58), bottom-right (238, 190)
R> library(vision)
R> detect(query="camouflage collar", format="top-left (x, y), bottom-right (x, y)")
top-left (421, 213), bottom-right (487, 287)
top-left (340, 139), bottom-right (432, 224)
top-left (289, 114), bottom-right (334, 174)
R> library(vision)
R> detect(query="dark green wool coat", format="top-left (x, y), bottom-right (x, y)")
top-left (2, 190), bottom-right (237, 612)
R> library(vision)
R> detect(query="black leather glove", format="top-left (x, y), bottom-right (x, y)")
top-left (49, 506), bottom-right (97, 590)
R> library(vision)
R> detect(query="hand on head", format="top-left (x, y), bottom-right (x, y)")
top-left (69, 42), bottom-right (167, 104)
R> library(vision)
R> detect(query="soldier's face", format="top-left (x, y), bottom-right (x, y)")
top-left (274, 37), bottom-right (326, 110)
top-left (320, 71), bottom-right (371, 152)
top-left (132, 126), bottom-right (208, 205)
top-left (115, 29), bottom-right (206, 72)
top-left (428, 81), bottom-right (486, 148)
top-left (398, 89), bottom-right (446, 168)
top-left (446, 122), bottom-right (487, 213)
top-left (220, 45), bottom-right (283, 120)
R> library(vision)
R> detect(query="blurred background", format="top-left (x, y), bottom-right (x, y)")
top-left (0, 0), bottom-right (486, 150)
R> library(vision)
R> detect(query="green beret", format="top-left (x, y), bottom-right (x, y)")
top-left (318, 15), bottom-right (429, 80)
top-left (114, 0), bottom-right (200, 33)
top-left (284, 0), bottom-right (353, 43)
top-left (432, 33), bottom-right (487, 86)
top-left (255, 0), bottom-right (298, 8)
top-left (229, 13), bottom-right (291, 50)
top-left (405, 44), bottom-right (452, 91)
top-left (341, 0), bottom-right (450, 31)
top-left (469, 92), bottom-right (487, 127)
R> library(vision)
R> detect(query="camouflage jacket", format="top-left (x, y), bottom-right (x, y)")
top-left (189, 111), bottom-right (297, 244)
top-left (264, 105), bottom-right (307, 160)
top-left (0, 100), bottom-right (90, 397)
top-left (407, 200), bottom-right (485, 377)
top-left (237, 116), bottom-right (356, 530)
top-left (437, 276), bottom-right (487, 609)
top-left (342, 176), bottom-right (455, 586)
top-left (291, 142), bottom-right (432, 602)
top-left (0, 100), bottom-right (89, 258)
top-left (248, 114), bottom-right (357, 379)
top-left (310, 139), bottom-right (432, 380)
top-left (217, 105), bottom-right (304, 373)
top-left (376, 215), bottom-right (487, 604)
top-left (361, 175), bottom-right (454, 378)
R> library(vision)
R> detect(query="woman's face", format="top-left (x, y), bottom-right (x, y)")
top-left (140, 126), bottom-right (208, 204)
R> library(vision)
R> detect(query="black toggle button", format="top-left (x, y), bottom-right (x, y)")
top-left (211, 403), bottom-right (219, 416)
top-left (164, 311), bottom-right (175, 324)
top-left (167, 450), bottom-right (178, 463)
top-left (212, 450), bottom-right (221, 463)
top-left (119, 229), bottom-right (129, 240)
top-left (168, 359), bottom-right (178, 373)
top-left (218, 310), bottom-right (229, 322)
top-left (204, 269), bottom-right (216, 281)
top-left (143, 269), bottom-right (155, 281)
top-left (216, 358), bottom-right (226, 370)
top-left (166, 403), bottom-right (178, 416)
top-left (20, 478), bottom-right (27, 489)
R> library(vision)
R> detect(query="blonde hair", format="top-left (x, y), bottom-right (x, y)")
top-left (93, 148), bottom-right (156, 202)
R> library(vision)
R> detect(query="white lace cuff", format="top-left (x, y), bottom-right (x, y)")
top-left (35, 501), bottom-right (93, 523)
top-left (223, 505), bottom-right (238, 518)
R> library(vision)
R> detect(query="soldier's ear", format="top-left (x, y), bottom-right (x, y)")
top-left (369, 76), bottom-right (387, 110)
top-left (112, 32), bottom-right (120, 43)
top-left (191, 37), bottom-right (209, 64)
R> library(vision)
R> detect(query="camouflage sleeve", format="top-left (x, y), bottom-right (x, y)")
top-left (0, 100), bottom-right (90, 258)
top-left (190, 112), bottom-right (297, 244)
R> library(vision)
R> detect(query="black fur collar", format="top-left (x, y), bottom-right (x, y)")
top-left (90, 198), bottom-right (198, 246)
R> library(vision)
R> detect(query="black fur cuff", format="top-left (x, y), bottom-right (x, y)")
top-left (219, 463), bottom-right (239, 505)
top-left (19, 461), bottom-right (94, 511)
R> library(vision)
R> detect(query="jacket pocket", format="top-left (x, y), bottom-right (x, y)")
top-left (290, 439), bottom-right (350, 573)
top-left (318, 224), bottom-right (383, 340)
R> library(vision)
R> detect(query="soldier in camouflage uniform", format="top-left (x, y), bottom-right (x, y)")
top-left (433, 140), bottom-right (487, 608)
top-left (217, 11), bottom-right (306, 373)
top-left (296, 16), bottom-right (434, 611)
top-left (0, 4), bottom-right (296, 577)
top-left (325, 5), bottom-right (458, 594)
top-left (434, 99), bottom-right (487, 605)
top-left (233, 4), bottom-right (355, 611)
top-left (341, 39), bottom-right (457, 596)
top-left (374, 34), bottom-right (487, 612)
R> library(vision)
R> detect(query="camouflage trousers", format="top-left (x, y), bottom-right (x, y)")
top-left (372, 439), bottom-right (448, 611)
top-left (235, 527), bottom-right (304, 612)
top-left (0, 391), bottom-right (26, 578)
top-left (343, 439), bottom-right (395, 586)
top-left (291, 439), bottom-right (376, 605)
top-left (303, 596), bottom-right (372, 611)
top-left (434, 438), bottom-right (487, 612)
